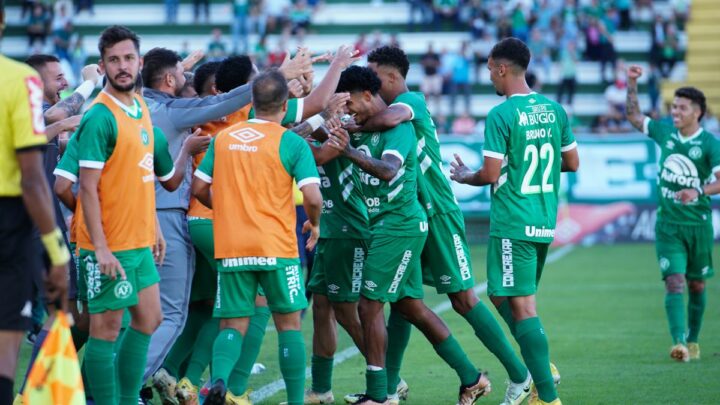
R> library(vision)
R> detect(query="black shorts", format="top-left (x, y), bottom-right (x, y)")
top-left (0, 198), bottom-right (44, 331)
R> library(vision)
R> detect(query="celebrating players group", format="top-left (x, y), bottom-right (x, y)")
top-left (3, 12), bottom-right (717, 405)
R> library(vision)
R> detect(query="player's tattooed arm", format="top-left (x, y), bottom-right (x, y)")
top-left (626, 65), bottom-right (646, 131)
top-left (342, 147), bottom-right (402, 182)
top-left (290, 110), bottom-right (333, 137)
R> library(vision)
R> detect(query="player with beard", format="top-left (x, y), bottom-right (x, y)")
top-left (75, 25), bottom-right (181, 405)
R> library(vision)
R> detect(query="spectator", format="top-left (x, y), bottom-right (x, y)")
top-left (528, 27), bottom-right (551, 78)
top-left (600, 78), bottom-right (633, 133)
top-left (27, 3), bottom-right (50, 53)
top-left (265, 0), bottom-right (290, 32)
top-left (194, 0), bottom-right (210, 23)
top-left (647, 63), bottom-right (660, 113)
top-left (420, 42), bottom-right (442, 113)
top-left (354, 33), bottom-right (369, 56)
top-left (207, 28), bottom-right (228, 62)
top-left (556, 41), bottom-right (578, 106)
top-left (74, 0), bottom-right (94, 16)
top-left (658, 23), bottom-right (680, 78)
top-left (510, 3), bottom-right (529, 42)
top-left (451, 113), bottom-right (476, 135)
top-left (433, 0), bottom-right (459, 31)
top-left (598, 9), bottom-right (618, 83)
top-left (407, 0), bottom-right (433, 31)
top-left (670, 0), bottom-right (690, 27)
top-left (615, 0), bottom-right (632, 30)
top-left (267, 39), bottom-right (287, 67)
top-left (289, 0), bottom-right (312, 42)
top-left (179, 40), bottom-right (191, 59)
top-left (165, 0), bottom-right (179, 24)
top-left (249, 0), bottom-right (269, 38)
top-left (70, 35), bottom-right (87, 84)
top-left (253, 34), bottom-right (270, 69)
top-left (232, 0), bottom-right (250, 54)
top-left (369, 30), bottom-right (383, 51)
top-left (435, 114), bottom-right (449, 135)
top-left (448, 41), bottom-right (472, 116)
top-left (471, 32), bottom-right (492, 83)
top-left (21, 0), bottom-right (35, 19)
top-left (53, 21), bottom-right (74, 63)
top-left (51, 1), bottom-right (73, 31)
top-left (496, 15), bottom-right (512, 40)
top-left (388, 33), bottom-right (401, 48)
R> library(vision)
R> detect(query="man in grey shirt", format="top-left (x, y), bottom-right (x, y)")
top-left (139, 47), bottom-right (311, 381)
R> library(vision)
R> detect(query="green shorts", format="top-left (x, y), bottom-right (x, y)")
top-left (80, 247), bottom-right (160, 314)
top-left (308, 238), bottom-right (368, 302)
top-left (655, 222), bottom-right (714, 281)
top-left (487, 237), bottom-right (549, 297)
top-left (362, 234), bottom-right (426, 303)
top-left (214, 258), bottom-right (307, 318)
top-left (189, 219), bottom-right (217, 302)
top-left (421, 211), bottom-right (475, 294)
top-left (73, 243), bottom-right (87, 302)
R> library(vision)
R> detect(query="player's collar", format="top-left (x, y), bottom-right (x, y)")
top-left (508, 92), bottom-right (537, 98)
top-left (676, 126), bottom-right (703, 144)
top-left (103, 90), bottom-right (140, 118)
top-left (248, 118), bottom-right (269, 123)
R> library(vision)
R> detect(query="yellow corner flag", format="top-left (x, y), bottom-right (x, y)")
top-left (22, 312), bottom-right (85, 405)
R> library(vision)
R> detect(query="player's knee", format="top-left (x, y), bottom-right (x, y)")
top-left (665, 274), bottom-right (685, 294)
top-left (688, 280), bottom-right (705, 294)
top-left (449, 290), bottom-right (477, 315)
top-left (312, 295), bottom-right (331, 315)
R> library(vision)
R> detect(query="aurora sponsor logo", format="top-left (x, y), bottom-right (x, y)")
top-left (660, 154), bottom-right (700, 188)
top-left (525, 226), bottom-right (555, 238)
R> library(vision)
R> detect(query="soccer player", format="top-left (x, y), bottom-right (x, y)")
top-left (450, 38), bottom-right (579, 405)
top-left (0, 7), bottom-right (70, 400)
top-left (75, 25), bottom-right (181, 405)
top-left (334, 66), bottom-right (490, 405)
top-left (626, 65), bottom-right (720, 362)
top-left (360, 45), bottom-right (532, 404)
top-left (191, 70), bottom-right (323, 405)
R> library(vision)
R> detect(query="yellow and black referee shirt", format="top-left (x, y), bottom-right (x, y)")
top-left (0, 54), bottom-right (47, 197)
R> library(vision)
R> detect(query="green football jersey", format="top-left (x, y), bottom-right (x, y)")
top-left (483, 92), bottom-right (577, 243)
top-left (350, 122), bottom-right (428, 237)
top-left (392, 91), bottom-right (459, 217)
top-left (645, 118), bottom-right (720, 225)
top-left (317, 154), bottom-right (370, 239)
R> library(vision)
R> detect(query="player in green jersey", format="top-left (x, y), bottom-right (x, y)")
top-left (359, 45), bottom-right (532, 405)
top-left (332, 66), bottom-right (490, 405)
top-left (450, 38), bottom-right (579, 405)
top-left (626, 65), bottom-right (720, 362)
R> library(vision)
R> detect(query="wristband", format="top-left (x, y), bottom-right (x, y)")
top-left (41, 228), bottom-right (71, 266)
top-left (306, 114), bottom-right (325, 131)
top-left (75, 80), bottom-right (95, 100)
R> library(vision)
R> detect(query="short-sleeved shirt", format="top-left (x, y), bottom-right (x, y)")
top-left (392, 92), bottom-right (459, 217)
top-left (0, 55), bottom-right (47, 197)
top-left (315, 148), bottom-right (369, 239)
top-left (643, 117), bottom-right (720, 225)
top-left (76, 91), bottom-right (174, 251)
top-left (195, 118), bottom-right (319, 264)
top-left (350, 122), bottom-right (427, 237)
top-left (483, 92), bottom-right (577, 243)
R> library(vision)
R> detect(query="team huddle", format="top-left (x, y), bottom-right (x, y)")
top-left (3, 12), bottom-right (718, 405)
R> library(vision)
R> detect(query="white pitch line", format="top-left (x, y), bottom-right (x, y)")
top-left (251, 244), bottom-right (576, 403)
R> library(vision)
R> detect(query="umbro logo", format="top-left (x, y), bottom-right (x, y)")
top-left (440, 275), bottom-right (451, 284)
top-left (328, 284), bottom-right (340, 293)
top-left (364, 280), bottom-right (377, 291)
top-left (138, 152), bottom-right (154, 172)
top-left (229, 128), bottom-right (265, 144)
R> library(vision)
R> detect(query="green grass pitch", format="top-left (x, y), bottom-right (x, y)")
top-left (15, 244), bottom-right (720, 404)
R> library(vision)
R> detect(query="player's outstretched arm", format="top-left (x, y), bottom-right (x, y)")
top-left (358, 104), bottom-right (413, 133)
top-left (342, 146), bottom-right (402, 182)
top-left (626, 65), bottom-right (647, 132)
top-left (677, 172), bottom-right (720, 203)
top-left (44, 115), bottom-right (81, 142)
top-left (300, 183), bottom-right (322, 251)
top-left (44, 64), bottom-right (100, 124)
top-left (450, 154), bottom-right (502, 186)
top-left (302, 45), bottom-right (359, 119)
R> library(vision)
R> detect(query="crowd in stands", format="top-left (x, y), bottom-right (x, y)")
top-left (20, 0), bottom-right (696, 135)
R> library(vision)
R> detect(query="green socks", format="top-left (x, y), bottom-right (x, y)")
top-left (212, 328), bottom-right (244, 384)
top-left (433, 334), bottom-right (478, 387)
top-left (463, 302), bottom-right (527, 383)
top-left (385, 310), bottom-right (411, 395)
top-left (85, 337), bottom-right (117, 405)
top-left (117, 328), bottom-right (151, 405)
top-left (665, 292), bottom-right (687, 345)
top-left (278, 330), bottom-right (306, 405)
top-left (366, 368), bottom-right (387, 402)
top-left (516, 317), bottom-right (556, 403)
top-left (185, 317), bottom-right (220, 386)
top-left (311, 355), bottom-right (334, 393)
top-left (497, 299), bottom-right (517, 337)
top-left (163, 306), bottom-right (209, 378)
top-left (228, 306), bottom-right (271, 394)
top-left (688, 290), bottom-right (706, 343)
